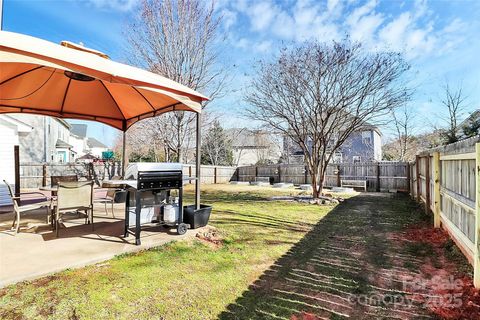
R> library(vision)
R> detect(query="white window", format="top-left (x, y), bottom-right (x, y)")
top-left (333, 152), bottom-right (343, 163)
top-left (352, 156), bottom-right (361, 163)
top-left (361, 131), bottom-right (371, 145)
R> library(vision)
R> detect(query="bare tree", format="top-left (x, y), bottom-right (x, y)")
top-left (439, 82), bottom-right (468, 144)
top-left (201, 120), bottom-right (233, 165)
top-left (246, 41), bottom-right (410, 198)
top-left (389, 106), bottom-right (417, 161)
top-left (125, 0), bottom-right (225, 162)
top-left (253, 130), bottom-right (281, 165)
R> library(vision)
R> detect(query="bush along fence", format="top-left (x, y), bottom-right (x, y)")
top-left (410, 135), bottom-right (480, 287)
top-left (18, 163), bottom-right (237, 189)
top-left (235, 162), bottom-right (410, 192)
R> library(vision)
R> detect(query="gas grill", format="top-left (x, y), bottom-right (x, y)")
top-left (123, 163), bottom-right (187, 245)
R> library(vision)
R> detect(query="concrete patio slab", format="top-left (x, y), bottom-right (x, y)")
top-left (0, 203), bottom-right (196, 288)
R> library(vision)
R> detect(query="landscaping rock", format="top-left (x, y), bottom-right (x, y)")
top-left (250, 181), bottom-right (271, 186)
top-left (229, 181), bottom-right (250, 185)
top-left (269, 196), bottom-right (295, 201)
top-left (299, 184), bottom-right (313, 190)
top-left (272, 183), bottom-right (294, 188)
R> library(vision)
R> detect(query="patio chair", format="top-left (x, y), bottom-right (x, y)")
top-left (3, 180), bottom-right (51, 235)
top-left (51, 175), bottom-right (78, 187)
top-left (53, 181), bottom-right (94, 237)
top-left (94, 189), bottom-right (127, 218)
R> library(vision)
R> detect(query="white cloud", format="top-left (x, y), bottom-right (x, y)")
top-left (327, 0), bottom-right (340, 13)
top-left (255, 40), bottom-right (272, 53)
top-left (249, 1), bottom-right (277, 31)
top-left (222, 9), bottom-right (238, 30)
top-left (224, 0), bottom-right (467, 60)
top-left (346, 0), bottom-right (383, 44)
top-left (378, 12), bottom-right (412, 50)
top-left (86, 0), bottom-right (138, 12)
top-left (235, 38), bottom-right (250, 49)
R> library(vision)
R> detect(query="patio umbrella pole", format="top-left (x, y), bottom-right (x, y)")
top-left (121, 130), bottom-right (126, 178)
top-left (195, 112), bottom-right (201, 210)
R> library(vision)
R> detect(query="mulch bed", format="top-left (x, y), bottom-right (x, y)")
top-left (399, 225), bottom-right (480, 319)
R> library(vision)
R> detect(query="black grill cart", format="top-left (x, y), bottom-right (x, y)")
top-left (121, 163), bottom-right (188, 245)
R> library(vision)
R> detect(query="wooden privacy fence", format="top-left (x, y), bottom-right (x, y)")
top-left (182, 164), bottom-right (237, 184)
top-left (19, 163), bottom-right (237, 188)
top-left (410, 136), bottom-right (480, 287)
top-left (236, 162), bottom-right (410, 192)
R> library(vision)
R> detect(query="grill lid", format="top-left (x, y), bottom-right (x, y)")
top-left (125, 162), bottom-right (183, 180)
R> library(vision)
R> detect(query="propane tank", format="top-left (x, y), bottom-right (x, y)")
top-left (164, 204), bottom-right (176, 224)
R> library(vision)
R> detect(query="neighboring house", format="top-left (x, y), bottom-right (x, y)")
top-left (70, 124), bottom-right (110, 160)
top-left (87, 138), bottom-right (109, 158)
top-left (0, 115), bottom-right (33, 206)
top-left (69, 124), bottom-right (89, 157)
top-left (0, 116), bottom-right (111, 206)
top-left (335, 126), bottom-right (382, 163)
top-left (5, 114), bottom-right (75, 163)
top-left (227, 128), bottom-right (282, 166)
top-left (285, 125), bottom-right (382, 164)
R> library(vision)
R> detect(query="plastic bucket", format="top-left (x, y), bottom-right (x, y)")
top-left (183, 205), bottom-right (212, 229)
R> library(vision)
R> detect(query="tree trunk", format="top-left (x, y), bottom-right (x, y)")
top-left (310, 172), bottom-right (319, 198)
top-left (318, 173), bottom-right (325, 196)
top-left (317, 164), bottom-right (328, 196)
top-left (177, 146), bottom-right (183, 163)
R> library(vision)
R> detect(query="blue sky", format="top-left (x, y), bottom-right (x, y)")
top-left (3, 0), bottom-right (480, 145)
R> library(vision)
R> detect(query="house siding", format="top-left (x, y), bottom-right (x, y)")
top-left (0, 119), bottom-right (18, 206)
top-left (285, 128), bottom-right (382, 163)
top-left (339, 130), bottom-right (382, 162)
top-left (10, 115), bottom-right (72, 163)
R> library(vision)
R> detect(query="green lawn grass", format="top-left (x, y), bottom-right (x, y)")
top-left (0, 184), bottom-right (337, 320)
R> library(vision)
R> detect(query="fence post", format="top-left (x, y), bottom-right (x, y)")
top-left (189, 165), bottom-right (192, 184)
top-left (433, 152), bottom-right (440, 228)
top-left (415, 155), bottom-right (421, 203)
top-left (255, 166), bottom-right (258, 180)
top-left (214, 166), bottom-right (217, 184)
top-left (278, 165), bottom-right (281, 183)
top-left (336, 165), bottom-right (341, 187)
top-left (406, 162), bottom-right (411, 195)
top-left (42, 164), bottom-right (47, 187)
top-left (474, 143), bottom-right (480, 287)
top-left (425, 155), bottom-right (431, 214)
top-left (376, 163), bottom-right (381, 192)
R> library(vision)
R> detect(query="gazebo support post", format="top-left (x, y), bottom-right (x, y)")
top-left (121, 130), bottom-right (126, 178)
top-left (195, 112), bottom-right (201, 210)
